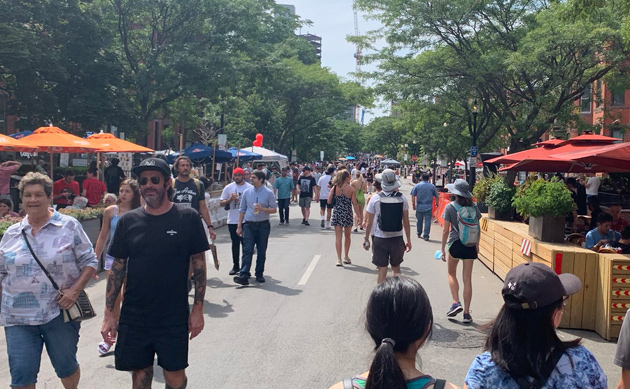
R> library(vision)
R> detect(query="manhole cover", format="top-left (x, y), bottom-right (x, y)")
top-left (430, 323), bottom-right (487, 349)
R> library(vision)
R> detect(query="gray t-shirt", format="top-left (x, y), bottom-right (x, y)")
top-left (614, 308), bottom-right (630, 370)
top-left (442, 202), bottom-right (481, 244)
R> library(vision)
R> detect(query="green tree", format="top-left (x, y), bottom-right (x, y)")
top-left (354, 0), bottom-right (630, 155)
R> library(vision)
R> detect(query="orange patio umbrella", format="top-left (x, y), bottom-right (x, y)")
top-left (20, 126), bottom-right (102, 178)
top-left (0, 133), bottom-right (37, 152)
top-left (86, 132), bottom-right (154, 153)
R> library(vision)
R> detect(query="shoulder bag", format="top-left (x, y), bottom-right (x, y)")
top-left (21, 229), bottom-right (96, 322)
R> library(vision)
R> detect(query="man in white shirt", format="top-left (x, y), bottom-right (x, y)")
top-left (363, 169), bottom-right (412, 283)
top-left (220, 168), bottom-right (253, 275)
top-left (585, 173), bottom-right (601, 200)
top-left (316, 167), bottom-right (335, 229)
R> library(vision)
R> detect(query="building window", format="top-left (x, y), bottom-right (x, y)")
top-left (581, 85), bottom-right (591, 113)
top-left (596, 80), bottom-right (603, 108)
top-left (612, 90), bottom-right (625, 106)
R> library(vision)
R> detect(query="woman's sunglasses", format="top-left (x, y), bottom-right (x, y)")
top-left (139, 176), bottom-right (163, 186)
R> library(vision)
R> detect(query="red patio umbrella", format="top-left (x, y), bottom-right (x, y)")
top-left (555, 133), bottom-right (620, 146)
top-left (551, 142), bottom-right (630, 168)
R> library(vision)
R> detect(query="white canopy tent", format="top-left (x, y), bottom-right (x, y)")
top-left (244, 146), bottom-right (288, 162)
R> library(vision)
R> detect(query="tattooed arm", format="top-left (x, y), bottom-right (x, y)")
top-left (101, 257), bottom-right (127, 344)
top-left (189, 252), bottom-right (206, 340)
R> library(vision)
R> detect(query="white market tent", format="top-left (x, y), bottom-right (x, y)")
top-left (380, 159), bottom-right (401, 166)
top-left (244, 146), bottom-right (288, 162)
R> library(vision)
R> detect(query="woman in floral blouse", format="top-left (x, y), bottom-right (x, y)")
top-left (0, 172), bottom-right (98, 388)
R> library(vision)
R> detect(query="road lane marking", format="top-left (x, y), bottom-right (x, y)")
top-left (298, 255), bottom-right (321, 286)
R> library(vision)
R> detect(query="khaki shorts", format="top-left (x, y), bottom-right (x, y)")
top-left (299, 197), bottom-right (312, 208)
top-left (372, 236), bottom-right (405, 268)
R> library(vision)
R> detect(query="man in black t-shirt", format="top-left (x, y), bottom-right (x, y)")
top-left (172, 156), bottom-right (216, 241)
top-left (102, 157), bottom-right (209, 389)
top-left (298, 166), bottom-right (317, 226)
top-left (104, 157), bottom-right (126, 194)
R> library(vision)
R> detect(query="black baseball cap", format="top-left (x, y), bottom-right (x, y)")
top-left (132, 158), bottom-right (171, 177)
top-left (502, 262), bottom-right (581, 310)
top-left (303, 166), bottom-right (311, 171)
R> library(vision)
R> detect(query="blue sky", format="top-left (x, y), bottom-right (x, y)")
top-left (280, 1), bottom-right (386, 120)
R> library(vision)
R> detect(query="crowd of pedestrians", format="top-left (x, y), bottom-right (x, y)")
top-left (0, 155), bottom-right (626, 389)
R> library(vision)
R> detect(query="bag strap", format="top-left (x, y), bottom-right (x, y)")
top-left (21, 229), bottom-right (60, 291)
top-left (342, 378), bottom-right (355, 389)
top-left (434, 379), bottom-right (446, 389)
top-left (509, 347), bottom-right (565, 389)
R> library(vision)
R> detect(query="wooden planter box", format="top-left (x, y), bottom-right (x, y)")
top-left (488, 207), bottom-right (511, 221)
top-left (596, 254), bottom-right (630, 341)
top-left (528, 215), bottom-right (565, 243)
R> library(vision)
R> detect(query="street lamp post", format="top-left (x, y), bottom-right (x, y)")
top-left (469, 99), bottom-right (479, 190)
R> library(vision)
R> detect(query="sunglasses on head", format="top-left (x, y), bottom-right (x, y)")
top-left (139, 176), bottom-right (163, 186)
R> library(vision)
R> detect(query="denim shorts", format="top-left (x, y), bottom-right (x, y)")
top-left (5, 313), bottom-right (81, 387)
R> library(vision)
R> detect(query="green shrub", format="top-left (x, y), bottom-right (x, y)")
top-left (473, 174), bottom-right (502, 203)
top-left (486, 179), bottom-right (516, 213)
top-left (512, 179), bottom-right (575, 218)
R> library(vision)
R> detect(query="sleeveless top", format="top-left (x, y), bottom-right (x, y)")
top-left (351, 374), bottom-right (436, 389)
top-left (109, 205), bottom-right (121, 242)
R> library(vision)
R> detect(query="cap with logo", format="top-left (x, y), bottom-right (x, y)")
top-left (502, 262), bottom-right (582, 310)
top-left (132, 158), bottom-right (171, 178)
top-left (375, 169), bottom-right (401, 191)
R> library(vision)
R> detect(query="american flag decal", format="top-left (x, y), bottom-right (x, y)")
top-left (521, 238), bottom-right (532, 257)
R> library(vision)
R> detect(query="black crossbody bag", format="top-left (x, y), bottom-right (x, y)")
top-left (21, 229), bottom-right (96, 323)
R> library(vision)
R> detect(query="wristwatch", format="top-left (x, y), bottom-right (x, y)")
top-left (208, 225), bottom-right (214, 229)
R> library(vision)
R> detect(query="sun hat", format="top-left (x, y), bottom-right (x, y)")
top-left (446, 179), bottom-right (473, 198)
top-left (132, 158), bottom-right (171, 177)
top-left (233, 168), bottom-right (245, 175)
top-left (502, 262), bottom-right (582, 310)
top-left (375, 169), bottom-right (401, 192)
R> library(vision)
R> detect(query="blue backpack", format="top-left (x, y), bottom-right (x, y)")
top-left (452, 203), bottom-right (480, 247)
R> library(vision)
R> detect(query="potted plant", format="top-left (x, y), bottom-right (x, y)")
top-left (512, 179), bottom-right (575, 242)
top-left (58, 207), bottom-right (105, 244)
top-left (472, 174), bottom-right (501, 213)
top-left (486, 178), bottom-right (515, 220)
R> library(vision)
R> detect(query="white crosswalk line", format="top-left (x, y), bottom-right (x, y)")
top-left (298, 255), bottom-right (321, 286)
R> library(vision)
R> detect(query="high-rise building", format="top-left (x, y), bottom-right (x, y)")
top-left (299, 33), bottom-right (322, 60)
top-left (277, 4), bottom-right (296, 15)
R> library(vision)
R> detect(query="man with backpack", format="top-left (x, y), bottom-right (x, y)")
top-left (363, 169), bottom-right (412, 284)
top-left (440, 179), bottom-right (481, 324)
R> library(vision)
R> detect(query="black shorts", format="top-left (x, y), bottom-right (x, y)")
top-left (115, 323), bottom-right (189, 372)
top-left (448, 239), bottom-right (478, 260)
top-left (320, 199), bottom-right (334, 209)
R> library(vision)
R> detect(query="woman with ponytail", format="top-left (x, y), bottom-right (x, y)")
top-left (330, 276), bottom-right (459, 389)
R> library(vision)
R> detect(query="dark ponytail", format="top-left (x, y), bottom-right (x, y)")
top-left (365, 276), bottom-right (433, 389)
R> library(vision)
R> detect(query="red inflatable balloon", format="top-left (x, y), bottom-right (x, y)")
top-left (256, 133), bottom-right (263, 141)
top-left (253, 140), bottom-right (262, 147)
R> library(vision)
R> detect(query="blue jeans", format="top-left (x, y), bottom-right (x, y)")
top-left (5, 313), bottom-right (81, 387)
top-left (240, 221), bottom-right (271, 278)
top-left (416, 210), bottom-right (432, 238)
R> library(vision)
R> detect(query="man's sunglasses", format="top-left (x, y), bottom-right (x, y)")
top-left (139, 176), bottom-right (163, 186)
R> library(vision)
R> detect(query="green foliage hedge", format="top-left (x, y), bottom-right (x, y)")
top-left (512, 179), bottom-right (575, 218)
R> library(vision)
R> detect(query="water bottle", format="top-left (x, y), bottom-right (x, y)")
top-left (434, 250), bottom-right (443, 260)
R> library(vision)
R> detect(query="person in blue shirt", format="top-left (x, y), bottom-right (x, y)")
top-left (410, 173), bottom-right (439, 240)
top-left (272, 167), bottom-right (294, 225)
top-left (234, 170), bottom-right (277, 286)
top-left (585, 212), bottom-right (621, 251)
top-left (465, 262), bottom-right (607, 389)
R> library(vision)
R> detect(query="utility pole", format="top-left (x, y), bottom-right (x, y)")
top-left (469, 99), bottom-right (479, 190)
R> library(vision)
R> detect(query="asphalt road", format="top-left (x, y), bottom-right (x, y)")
top-left (0, 177), bottom-right (621, 388)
